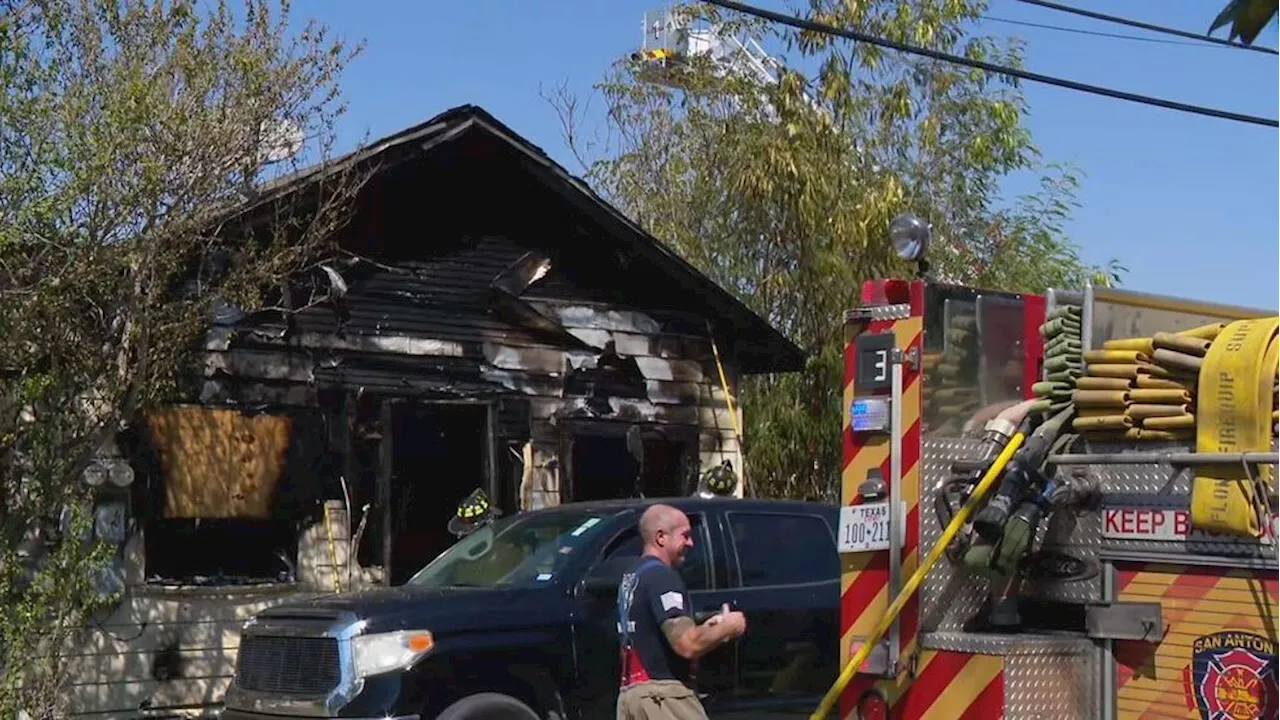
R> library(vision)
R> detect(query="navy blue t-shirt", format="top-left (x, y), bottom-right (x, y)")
top-left (617, 556), bottom-right (692, 687)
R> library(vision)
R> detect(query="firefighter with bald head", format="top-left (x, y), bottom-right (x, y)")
top-left (615, 504), bottom-right (747, 719)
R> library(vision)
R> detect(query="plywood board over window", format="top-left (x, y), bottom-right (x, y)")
top-left (146, 406), bottom-right (292, 519)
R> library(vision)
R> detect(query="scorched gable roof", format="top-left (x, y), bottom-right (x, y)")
top-left (254, 104), bottom-right (805, 375)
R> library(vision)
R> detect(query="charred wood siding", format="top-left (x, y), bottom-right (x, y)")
top-left (198, 232), bottom-right (743, 514)
top-left (201, 234), bottom-right (743, 433)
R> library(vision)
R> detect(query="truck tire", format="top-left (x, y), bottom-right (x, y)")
top-left (436, 692), bottom-right (541, 720)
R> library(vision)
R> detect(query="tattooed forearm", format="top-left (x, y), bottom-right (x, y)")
top-left (661, 614), bottom-right (739, 660)
top-left (661, 616), bottom-right (695, 647)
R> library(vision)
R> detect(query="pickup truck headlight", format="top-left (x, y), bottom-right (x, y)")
top-left (352, 630), bottom-right (435, 678)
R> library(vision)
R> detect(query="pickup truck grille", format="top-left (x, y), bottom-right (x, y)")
top-left (235, 634), bottom-right (341, 695)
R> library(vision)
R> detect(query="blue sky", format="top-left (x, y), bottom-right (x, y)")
top-left (299, 0), bottom-right (1278, 310)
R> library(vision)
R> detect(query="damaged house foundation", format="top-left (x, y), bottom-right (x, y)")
top-left (64, 105), bottom-right (803, 716)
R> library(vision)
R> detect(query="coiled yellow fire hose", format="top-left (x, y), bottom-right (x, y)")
top-left (809, 429), bottom-right (1027, 719)
top-left (1192, 316), bottom-right (1280, 537)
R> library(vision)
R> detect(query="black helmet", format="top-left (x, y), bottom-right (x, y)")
top-left (695, 460), bottom-right (739, 498)
top-left (447, 488), bottom-right (502, 538)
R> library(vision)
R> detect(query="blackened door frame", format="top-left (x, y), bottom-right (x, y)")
top-left (375, 396), bottom-right (499, 586)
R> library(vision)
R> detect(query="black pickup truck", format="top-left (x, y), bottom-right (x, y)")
top-left (221, 497), bottom-right (840, 720)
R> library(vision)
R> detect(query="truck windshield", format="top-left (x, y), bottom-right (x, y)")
top-left (405, 510), bottom-right (614, 589)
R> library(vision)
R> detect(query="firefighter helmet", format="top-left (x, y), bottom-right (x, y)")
top-left (695, 460), bottom-right (739, 498)
top-left (447, 488), bottom-right (502, 538)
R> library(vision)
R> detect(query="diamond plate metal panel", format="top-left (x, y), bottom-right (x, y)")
top-left (1086, 440), bottom-right (1277, 562)
top-left (920, 438), bottom-right (1103, 635)
top-left (920, 437), bottom-right (991, 633)
top-left (845, 303), bottom-right (912, 322)
top-left (1089, 440), bottom-right (1193, 495)
top-left (920, 631), bottom-right (1092, 655)
top-left (1004, 640), bottom-right (1099, 719)
top-left (919, 633), bottom-right (1098, 719)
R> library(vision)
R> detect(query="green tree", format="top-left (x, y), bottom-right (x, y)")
top-left (1209, 0), bottom-right (1277, 44)
top-left (0, 1), bottom-right (362, 713)
top-left (551, 1), bottom-right (1122, 500)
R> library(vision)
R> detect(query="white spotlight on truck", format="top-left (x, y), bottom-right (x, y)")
top-left (888, 213), bottom-right (932, 262)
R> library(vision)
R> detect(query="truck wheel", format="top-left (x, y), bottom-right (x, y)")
top-left (436, 692), bottom-right (541, 720)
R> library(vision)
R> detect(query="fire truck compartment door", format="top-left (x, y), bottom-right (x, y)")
top-left (1085, 601), bottom-right (1163, 641)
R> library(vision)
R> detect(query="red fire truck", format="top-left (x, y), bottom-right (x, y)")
top-left (818, 215), bottom-right (1278, 719)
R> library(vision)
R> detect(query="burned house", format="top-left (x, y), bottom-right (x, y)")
top-left (66, 105), bottom-right (802, 716)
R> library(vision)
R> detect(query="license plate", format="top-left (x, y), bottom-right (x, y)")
top-left (838, 502), bottom-right (894, 553)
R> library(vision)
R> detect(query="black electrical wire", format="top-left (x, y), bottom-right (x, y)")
top-left (985, 15), bottom-right (1239, 49)
top-left (1015, 0), bottom-right (1279, 56)
top-left (699, 0), bottom-right (1280, 129)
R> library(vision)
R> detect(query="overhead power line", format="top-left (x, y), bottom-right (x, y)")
top-left (698, 0), bottom-right (1280, 129)
top-left (1015, 0), bottom-right (1279, 56)
top-left (985, 16), bottom-right (1243, 49)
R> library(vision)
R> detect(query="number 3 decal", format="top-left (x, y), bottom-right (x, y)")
top-left (855, 332), bottom-right (895, 392)
top-left (872, 349), bottom-right (888, 383)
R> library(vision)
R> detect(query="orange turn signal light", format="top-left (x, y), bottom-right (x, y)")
top-left (405, 632), bottom-right (434, 654)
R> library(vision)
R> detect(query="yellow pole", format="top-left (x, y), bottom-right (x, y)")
top-left (708, 334), bottom-right (744, 492)
top-left (810, 431), bottom-right (1026, 719)
top-left (709, 336), bottom-right (742, 440)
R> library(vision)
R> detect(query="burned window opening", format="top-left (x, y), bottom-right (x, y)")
top-left (387, 401), bottom-right (491, 586)
top-left (563, 423), bottom-right (697, 502)
top-left (563, 341), bottom-right (649, 413)
top-left (133, 405), bottom-right (328, 586)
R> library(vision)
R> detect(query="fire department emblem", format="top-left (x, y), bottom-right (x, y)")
top-left (1186, 631), bottom-right (1278, 720)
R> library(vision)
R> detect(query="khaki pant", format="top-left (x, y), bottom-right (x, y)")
top-left (616, 680), bottom-right (707, 720)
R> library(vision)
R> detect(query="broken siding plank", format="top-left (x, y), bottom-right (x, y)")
top-left (478, 368), bottom-right (710, 407)
top-left (647, 380), bottom-right (705, 405)
top-left (483, 344), bottom-right (577, 373)
top-left (563, 327), bottom-right (614, 351)
top-left (632, 356), bottom-right (707, 383)
top-left (230, 320), bottom-right (716, 380)
top-left (529, 302), bottom-right (662, 335)
top-left (526, 397), bottom-right (718, 427)
top-left (376, 302), bottom-right (707, 355)
top-left (288, 304), bottom-right (541, 344)
top-left (557, 329), bottom-right (714, 362)
top-left (653, 333), bottom-right (713, 361)
top-left (284, 301), bottom-right (711, 360)
top-left (525, 398), bottom-right (737, 430)
top-left (486, 345), bottom-right (708, 383)
top-left (202, 351), bottom-right (315, 383)
top-left (526, 296), bottom-right (716, 334)
top-left (247, 331), bottom-right (469, 358)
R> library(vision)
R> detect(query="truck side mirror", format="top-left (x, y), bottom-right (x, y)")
top-left (582, 556), bottom-right (633, 597)
top-left (583, 573), bottom-right (619, 596)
